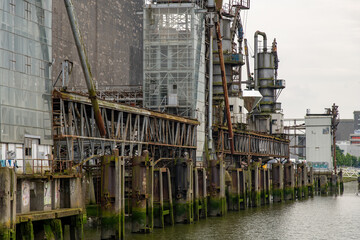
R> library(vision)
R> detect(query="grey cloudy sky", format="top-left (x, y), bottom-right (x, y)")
top-left (242, 0), bottom-right (360, 119)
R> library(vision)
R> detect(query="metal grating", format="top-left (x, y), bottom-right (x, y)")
top-left (143, 4), bottom-right (205, 118)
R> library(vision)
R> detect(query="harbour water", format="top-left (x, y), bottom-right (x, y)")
top-left (84, 181), bottom-right (359, 240)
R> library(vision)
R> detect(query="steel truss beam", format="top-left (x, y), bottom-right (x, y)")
top-left (214, 129), bottom-right (289, 159)
top-left (53, 91), bottom-right (198, 162)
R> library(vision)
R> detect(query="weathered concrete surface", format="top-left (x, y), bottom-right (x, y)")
top-left (284, 162), bottom-right (295, 201)
top-left (0, 168), bottom-right (16, 239)
top-left (52, 0), bottom-right (143, 89)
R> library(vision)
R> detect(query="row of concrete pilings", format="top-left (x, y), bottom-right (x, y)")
top-left (0, 155), bottom-right (344, 239)
top-left (95, 153), bottom-right (344, 239)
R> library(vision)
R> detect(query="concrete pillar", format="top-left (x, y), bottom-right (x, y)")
top-left (17, 179), bottom-right (30, 214)
top-left (320, 175), bottom-right (328, 195)
top-left (50, 219), bottom-right (63, 240)
top-left (301, 165), bottom-right (309, 198)
top-left (70, 178), bottom-right (83, 209)
top-left (227, 168), bottom-right (238, 211)
top-left (52, 179), bottom-right (61, 210)
top-left (259, 168), bottom-right (267, 205)
top-left (0, 168), bottom-right (16, 239)
top-left (44, 180), bottom-right (52, 211)
top-left (208, 157), bottom-right (226, 216)
top-left (60, 179), bottom-right (70, 209)
top-left (331, 174), bottom-right (338, 194)
top-left (245, 169), bottom-right (251, 208)
top-left (250, 162), bottom-right (260, 207)
top-left (272, 163), bottom-right (284, 202)
top-left (19, 220), bottom-right (34, 240)
top-left (296, 165), bottom-right (303, 199)
top-left (174, 155), bottom-right (193, 223)
top-left (131, 151), bottom-right (153, 233)
top-left (308, 167), bottom-right (315, 197)
top-left (83, 172), bottom-right (96, 206)
top-left (101, 149), bottom-right (125, 238)
top-left (284, 162), bottom-right (295, 201)
top-left (30, 181), bottom-right (44, 211)
top-left (339, 170), bottom-right (344, 195)
top-left (265, 168), bottom-right (271, 204)
top-left (193, 168), bottom-right (207, 220)
top-left (44, 224), bottom-right (55, 240)
top-left (239, 169), bottom-right (246, 209)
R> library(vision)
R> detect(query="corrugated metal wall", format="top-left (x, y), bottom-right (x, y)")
top-left (52, 0), bottom-right (143, 90)
top-left (0, 0), bottom-right (53, 145)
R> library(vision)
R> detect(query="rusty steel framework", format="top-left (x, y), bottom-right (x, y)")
top-left (52, 89), bottom-right (288, 168)
top-left (53, 90), bottom-right (198, 164)
top-left (214, 129), bottom-right (289, 159)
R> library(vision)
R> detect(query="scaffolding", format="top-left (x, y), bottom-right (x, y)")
top-left (143, 3), bottom-right (205, 118)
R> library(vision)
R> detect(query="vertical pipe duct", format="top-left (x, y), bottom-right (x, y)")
top-left (208, 14), bottom-right (214, 150)
top-left (215, 18), bottom-right (235, 156)
top-left (244, 39), bottom-right (252, 88)
top-left (64, 0), bottom-right (106, 137)
top-left (254, 31), bottom-right (267, 90)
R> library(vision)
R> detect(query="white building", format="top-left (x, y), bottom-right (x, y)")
top-left (305, 114), bottom-right (333, 171)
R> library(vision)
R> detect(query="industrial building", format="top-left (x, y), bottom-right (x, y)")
top-left (52, 0), bottom-right (143, 91)
top-left (0, 1), bottom-right (342, 239)
top-left (0, 0), bottom-right (53, 172)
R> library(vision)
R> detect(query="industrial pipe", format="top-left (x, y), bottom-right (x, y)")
top-left (254, 30), bottom-right (267, 90)
top-left (209, 14), bottom-right (214, 150)
top-left (64, 0), bottom-right (106, 137)
top-left (215, 19), bottom-right (235, 156)
top-left (244, 39), bottom-right (252, 89)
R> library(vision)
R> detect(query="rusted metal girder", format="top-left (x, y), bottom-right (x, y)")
top-left (54, 90), bottom-right (199, 125)
top-left (63, 0), bottom-right (106, 137)
top-left (215, 17), bottom-right (235, 156)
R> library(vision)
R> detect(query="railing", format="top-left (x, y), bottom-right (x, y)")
top-left (216, 129), bottom-right (289, 158)
top-left (340, 167), bottom-right (360, 178)
top-left (12, 159), bottom-right (76, 175)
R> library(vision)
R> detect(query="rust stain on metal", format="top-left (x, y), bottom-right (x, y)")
top-left (215, 19), bottom-right (235, 156)
top-left (54, 90), bottom-right (199, 125)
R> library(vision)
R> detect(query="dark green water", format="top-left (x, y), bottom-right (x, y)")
top-left (84, 181), bottom-right (360, 240)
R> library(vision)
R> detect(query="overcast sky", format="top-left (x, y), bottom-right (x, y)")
top-left (241, 0), bottom-right (360, 119)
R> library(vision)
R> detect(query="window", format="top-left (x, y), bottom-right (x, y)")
top-left (25, 56), bottom-right (31, 74)
top-left (25, 1), bottom-right (31, 19)
top-left (230, 105), bottom-right (233, 112)
top-left (9, 0), bottom-right (15, 14)
top-left (24, 138), bottom-right (32, 157)
top-left (39, 61), bottom-right (45, 77)
top-left (239, 106), bottom-right (242, 113)
top-left (323, 127), bottom-right (329, 134)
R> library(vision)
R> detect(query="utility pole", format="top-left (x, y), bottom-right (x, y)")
top-left (331, 103), bottom-right (339, 174)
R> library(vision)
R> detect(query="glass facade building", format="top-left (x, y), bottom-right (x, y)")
top-left (0, 0), bottom-right (52, 145)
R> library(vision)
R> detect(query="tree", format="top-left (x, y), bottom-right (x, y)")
top-left (335, 146), bottom-right (358, 167)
